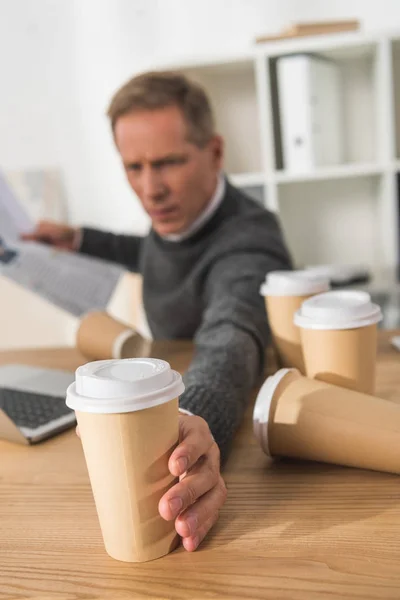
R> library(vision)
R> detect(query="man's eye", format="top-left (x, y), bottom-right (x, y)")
top-left (128, 164), bottom-right (141, 172)
top-left (154, 158), bottom-right (185, 169)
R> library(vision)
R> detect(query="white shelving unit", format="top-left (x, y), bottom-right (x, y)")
top-left (272, 162), bottom-right (384, 184)
top-left (158, 31), bottom-right (400, 274)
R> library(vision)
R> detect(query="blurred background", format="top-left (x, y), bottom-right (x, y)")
top-left (2, 0), bottom-right (400, 347)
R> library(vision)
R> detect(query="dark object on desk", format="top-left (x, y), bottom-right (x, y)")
top-left (0, 239), bottom-right (18, 265)
top-left (0, 364), bottom-right (75, 445)
top-left (305, 265), bottom-right (371, 288)
top-left (0, 388), bottom-right (76, 444)
top-left (330, 272), bottom-right (371, 288)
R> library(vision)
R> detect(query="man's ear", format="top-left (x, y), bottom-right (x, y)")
top-left (209, 135), bottom-right (224, 170)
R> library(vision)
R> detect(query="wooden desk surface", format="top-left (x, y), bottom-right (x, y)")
top-left (1, 334), bottom-right (400, 599)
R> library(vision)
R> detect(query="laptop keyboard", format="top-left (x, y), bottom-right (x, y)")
top-left (0, 387), bottom-right (73, 430)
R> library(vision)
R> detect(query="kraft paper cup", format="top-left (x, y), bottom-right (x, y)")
top-left (253, 368), bottom-right (400, 474)
top-left (260, 271), bottom-right (330, 372)
top-left (76, 311), bottom-right (150, 360)
top-left (294, 290), bottom-right (382, 394)
top-left (66, 358), bottom-right (184, 562)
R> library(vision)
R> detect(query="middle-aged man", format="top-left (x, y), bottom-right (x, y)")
top-left (25, 71), bottom-right (292, 551)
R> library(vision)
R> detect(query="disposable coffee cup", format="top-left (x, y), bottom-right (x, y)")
top-left (253, 368), bottom-right (400, 474)
top-left (260, 271), bottom-right (330, 372)
top-left (294, 290), bottom-right (382, 394)
top-left (66, 358), bottom-right (184, 562)
top-left (76, 311), bottom-right (150, 360)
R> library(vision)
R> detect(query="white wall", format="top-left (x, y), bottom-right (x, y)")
top-left (0, 1), bottom-right (70, 168)
top-left (1, 0), bottom-right (400, 349)
top-left (1, 0), bottom-right (400, 236)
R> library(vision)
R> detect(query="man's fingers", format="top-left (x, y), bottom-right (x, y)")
top-left (182, 510), bottom-right (220, 552)
top-left (169, 415), bottom-right (214, 477)
top-left (175, 476), bottom-right (227, 538)
top-left (159, 444), bottom-right (220, 521)
top-left (21, 230), bottom-right (54, 244)
top-left (21, 221), bottom-right (75, 248)
top-left (21, 221), bottom-right (51, 237)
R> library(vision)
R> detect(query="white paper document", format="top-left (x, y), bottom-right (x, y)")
top-left (5, 169), bottom-right (67, 223)
top-left (0, 171), bottom-right (34, 242)
top-left (0, 241), bottom-right (124, 317)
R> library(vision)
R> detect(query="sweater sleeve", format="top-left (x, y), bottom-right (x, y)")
top-left (78, 227), bottom-right (144, 273)
top-left (179, 218), bottom-right (292, 462)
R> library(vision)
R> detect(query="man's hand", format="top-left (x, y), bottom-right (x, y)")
top-left (158, 414), bottom-right (227, 552)
top-left (21, 220), bottom-right (78, 251)
top-left (76, 413), bottom-right (227, 552)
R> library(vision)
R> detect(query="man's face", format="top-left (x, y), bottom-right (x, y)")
top-left (114, 105), bottom-right (223, 236)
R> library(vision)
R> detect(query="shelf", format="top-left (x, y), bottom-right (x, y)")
top-left (229, 172), bottom-right (265, 187)
top-left (258, 32), bottom-right (378, 61)
top-left (273, 163), bottom-right (384, 184)
top-left (150, 30), bottom-right (400, 270)
top-left (278, 176), bottom-right (385, 268)
top-left (268, 46), bottom-right (380, 169)
top-left (392, 40), bottom-right (400, 160)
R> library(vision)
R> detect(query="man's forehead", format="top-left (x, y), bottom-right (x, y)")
top-left (115, 107), bottom-right (188, 140)
top-left (114, 109), bottom-right (194, 161)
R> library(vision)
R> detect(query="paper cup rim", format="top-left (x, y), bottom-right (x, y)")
top-left (112, 328), bottom-right (139, 359)
top-left (260, 271), bottom-right (330, 297)
top-left (253, 368), bottom-right (297, 456)
top-left (294, 290), bottom-right (382, 330)
top-left (66, 358), bottom-right (185, 413)
top-left (66, 371), bottom-right (184, 414)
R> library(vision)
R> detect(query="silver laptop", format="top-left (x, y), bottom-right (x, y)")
top-left (0, 364), bottom-right (76, 444)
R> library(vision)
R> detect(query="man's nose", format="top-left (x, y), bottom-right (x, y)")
top-left (141, 167), bottom-right (166, 200)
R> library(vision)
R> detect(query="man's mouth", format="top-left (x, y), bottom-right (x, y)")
top-left (148, 206), bottom-right (179, 221)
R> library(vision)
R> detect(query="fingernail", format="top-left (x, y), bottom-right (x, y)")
top-left (186, 514), bottom-right (198, 535)
top-left (169, 497), bottom-right (183, 517)
top-left (191, 535), bottom-right (199, 550)
top-left (176, 456), bottom-right (188, 474)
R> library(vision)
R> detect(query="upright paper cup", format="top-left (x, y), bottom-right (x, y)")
top-left (254, 368), bottom-right (400, 474)
top-left (76, 311), bottom-right (150, 360)
top-left (295, 290), bottom-right (382, 394)
top-left (260, 271), bottom-right (330, 372)
top-left (66, 358), bottom-right (185, 562)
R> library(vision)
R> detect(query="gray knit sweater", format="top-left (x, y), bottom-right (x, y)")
top-left (79, 181), bottom-right (292, 461)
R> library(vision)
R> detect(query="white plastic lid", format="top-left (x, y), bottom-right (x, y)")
top-left (260, 270), bottom-right (330, 297)
top-left (66, 358), bottom-right (185, 414)
top-left (294, 290), bottom-right (382, 330)
top-left (253, 368), bottom-right (295, 456)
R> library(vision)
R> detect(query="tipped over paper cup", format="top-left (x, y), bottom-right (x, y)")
top-left (254, 368), bottom-right (400, 475)
top-left (76, 311), bottom-right (150, 360)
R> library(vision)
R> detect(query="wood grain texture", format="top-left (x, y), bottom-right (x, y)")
top-left (0, 334), bottom-right (400, 599)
